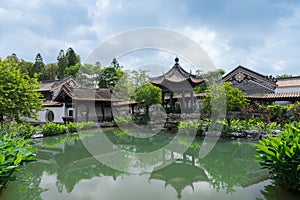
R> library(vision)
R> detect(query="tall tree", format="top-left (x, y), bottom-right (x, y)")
top-left (57, 50), bottom-right (68, 79)
top-left (65, 63), bottom-right (81, 78)
top-left (203, 81), bottom-right (249, 125)
top-left (31, 53), bottom-right (47, 81)
top-left (194, 69), bottom-right (226, 93)
top-left (76, 63), bottom-right (102, 88)
top-left (0, 59), bottom-right (43, 121)
top-left (98, 59), bottom-right (123, 89)
top-left (98, 66), bottom-right (123, 89)
top-left (130, 69), bottom-right (149, 87)
top-left (6, 53), bottom-right (20, 64)
top-left (44, 63), bottom-right (59, 80)
top-left (114, 70), bottom-right (135, 101)
top-left (276, 74), bottom-right (292, 78)
top-left (66, 47), bottom-right (80, 67)
top-left (133, 84), bottom-right (161, 113)
top-left (111, 58), bottom-right (122, 69)
top-left (18, 60), bottom-right (34, 75)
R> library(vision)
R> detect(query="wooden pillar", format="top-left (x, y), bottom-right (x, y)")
top-left (170, 91), bottom-right (173, 113)
top-left (74, 101), bottom-right (78, 123)
top-left (131, 104), bottom-right (134, 114)
top-left (110, 103), bottom-right (114, 121)
top-left (162, 91), bottom-right (165, 108)
top-left (182, 91), bottom-right (185, 112)
top-left (86, 104), bottom-right (89, 122)
top-left (101, 104), bottom-right (105, 122)
top-left (191, 91), bottom-right (194, 111)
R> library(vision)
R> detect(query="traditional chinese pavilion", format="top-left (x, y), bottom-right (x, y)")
top-left (150, 57), bottom-right (205, 113)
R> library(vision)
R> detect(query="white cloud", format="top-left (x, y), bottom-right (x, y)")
top-left (0, 0), bottom-right (300, 76)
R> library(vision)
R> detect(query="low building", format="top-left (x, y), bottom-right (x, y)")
top-left (223, 66), bottom-right (300, 104)
top-left (31, 76), bottom-right (120, 124)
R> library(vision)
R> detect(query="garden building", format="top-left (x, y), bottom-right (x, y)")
top-left (150, 57), bottom-right (205, 113)
top-left (32, 76), bottom-right (120, 124)
top-left (223, 66), bottom-right (300, 104)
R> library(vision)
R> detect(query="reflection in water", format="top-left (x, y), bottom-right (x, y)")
top-left (1, 129), bottom-right (298, 200)
top-left (150, 161), bottom-right (209, 199)
top-left (259, 185), bottom-right (300, 200)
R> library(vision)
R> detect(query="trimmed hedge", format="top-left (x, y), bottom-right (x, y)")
top-left (42, 121), bottom-right (95, 136)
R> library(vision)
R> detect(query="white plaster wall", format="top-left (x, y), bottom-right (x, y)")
top-left (36, 105), bottom-right (65, 123)
top-left (275, 87), bottom-right (300, 93)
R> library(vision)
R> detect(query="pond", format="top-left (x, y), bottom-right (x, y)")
top-left (1, 128), bottom-right (299, 200)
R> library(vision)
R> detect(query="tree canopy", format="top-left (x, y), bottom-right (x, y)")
top-left (98, 66), bottom-right (124, 89)
top-left (194, 69), bottom-right (226, 93)
top-left (133, 84), bottom-right (161, 112)
top-left (0, 59), bottom-right (43, 121)
top-left (203, 81), bottom-right (249, 123)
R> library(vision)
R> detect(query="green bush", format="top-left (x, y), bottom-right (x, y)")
top-left (42, 122), bottom-right (95, 136)
top-left (75, 121), bottom-right (95, 130)
top-left (114, 115), bottom-right (133, 125)
top-left (178, 120), bottom-right (210, 135)
top-left (67, 122), bottom-right (77, 133)
top-left (1, 122), bottom-right (38, 139)
top-left (178, 120), bottom-right (200, 130)
top-left (255, 122), bottom-right (300, 192)
top-left (132, 115), bottom-right (150, 125)
top-left (42, 123), bottom-right (66, 136)
top-left (0, 126), bottom-right (36, 190)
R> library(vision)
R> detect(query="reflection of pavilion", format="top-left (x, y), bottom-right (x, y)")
top-left (150, 160), bottom-right (208, 199)
top-left (35, 135), bottom-right (124, 193)
top-left (35, 134), bottom-right (270, 198)
top-left (150, 57), bottom-right (204, 113)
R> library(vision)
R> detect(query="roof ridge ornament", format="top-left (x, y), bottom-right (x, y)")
top-left (175, 57), bottom-right (179, 65)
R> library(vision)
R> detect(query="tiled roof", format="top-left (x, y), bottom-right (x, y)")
top-left (54, 85), bottom-right (121, 102)
top-left (276, 77), bottom-right (300, 88)
top-left (150, 57), bottom-right (204, 86)
top-left (245, 92), bottom-right (300, 99)
top-left (113, 100), bottom-right (138, 106)
top-left (42, 101), bottom-right (63, 107)
top-left (222, 66), bottom-right (277, 92)
top-left (36, 76), bottom-right (82, 92)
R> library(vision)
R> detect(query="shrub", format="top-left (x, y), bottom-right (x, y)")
top-left (0, 127), bottom-right (36, 190)
top-left (67, 122), bottom-right (77, 133)
top-left (42, 123), bottom-right (66, 136)
top-left (114, 115), bottom-right (133, 125)
top-left (178, 120), bottom-right (210, 135)
top-left (178, 120), bottom-right (199, 130)
top-left (75, 121), bottom-right (95, 130)
top-left (0, 122), bottom-right (38, 139)
top-left (132, 115), bottom-right (150, 125)
top-left (255, 122), bottom-right (300, 192)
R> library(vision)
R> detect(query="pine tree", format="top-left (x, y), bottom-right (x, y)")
top-left (57, 50), bottom-right (68, 79)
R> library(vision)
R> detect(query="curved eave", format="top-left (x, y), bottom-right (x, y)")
top-left (72, 97), bottom-right (121, 102)
top-left (151, 77), bottom-right (204, 87)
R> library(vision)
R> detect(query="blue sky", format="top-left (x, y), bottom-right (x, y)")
top-left (0, 0), bottom-right (300, 76)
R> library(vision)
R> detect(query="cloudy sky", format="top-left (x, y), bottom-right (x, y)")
top-left (1, 0), bottom-right (300, 76)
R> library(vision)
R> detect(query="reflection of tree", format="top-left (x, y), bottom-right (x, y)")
top-left (103, 128), bottom-right (175, 153)
top-left (259, 185), bottom-right (300, 200)
top-left (2, 162), bottom-right (47, 200)
top-left (55, 159), bottom-right (124, 193)
top-left (39, 134), bottom-right (126, 193)
top-left (200, 140), bottom-right (267, 193)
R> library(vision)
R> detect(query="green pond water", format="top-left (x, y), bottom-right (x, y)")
top-left (1, 128), bottom-right (299, 200)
